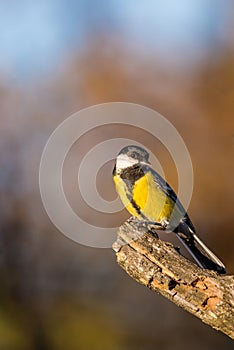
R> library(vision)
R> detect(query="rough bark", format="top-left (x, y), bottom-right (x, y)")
top-left (112, 218), bottom-right (234, 340)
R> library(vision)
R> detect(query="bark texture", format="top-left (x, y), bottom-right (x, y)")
top-left (112, 218), bottom-right (234, 340)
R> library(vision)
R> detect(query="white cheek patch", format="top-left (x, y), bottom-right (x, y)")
top-left (116, 154), bottom-right (138, 170)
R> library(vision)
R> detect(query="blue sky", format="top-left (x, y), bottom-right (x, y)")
top-left (0, 0), bottom-right (228, 82)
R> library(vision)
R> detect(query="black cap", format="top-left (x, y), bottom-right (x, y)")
top-left (118, 145), bottom-right (150, 163)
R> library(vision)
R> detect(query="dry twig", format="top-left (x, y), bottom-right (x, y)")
top-left (112, 218), bottom-right (234, 340)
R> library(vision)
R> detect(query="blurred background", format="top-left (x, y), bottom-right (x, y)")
top-left (0, 0), bottom-right (234, 349)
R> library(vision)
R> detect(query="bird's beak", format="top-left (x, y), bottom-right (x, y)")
top-left (141, 161), bottom-right (151, 166)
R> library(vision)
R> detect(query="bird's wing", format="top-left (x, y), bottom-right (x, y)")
top-left (146, 165), bottom-right (196, 233)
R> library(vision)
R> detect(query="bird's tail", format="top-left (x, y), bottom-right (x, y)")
top-left (176, 223), bottom-right (226, 274)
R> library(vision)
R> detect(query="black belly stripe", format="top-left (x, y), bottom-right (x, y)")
top-left (130, 198), bottom-right (148, 219)
top-left (124, 184), bottom-right (141, 216)
top-left (120, 165), bottom-right (148, 220)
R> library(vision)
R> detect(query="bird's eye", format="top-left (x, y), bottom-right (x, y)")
top-left (131, 153), bottom-right (136, 159)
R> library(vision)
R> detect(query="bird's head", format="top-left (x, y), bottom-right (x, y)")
top-left (115, 145), bottom-right (151, 173)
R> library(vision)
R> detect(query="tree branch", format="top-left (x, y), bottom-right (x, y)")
top-left (112, 218), bottom-right (234, 340)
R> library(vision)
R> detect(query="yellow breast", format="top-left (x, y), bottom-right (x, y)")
top-left (113, 171), bottom-right (176, 223)
top-left (113, 174), bottom-right (140, 217)
top-left (132, 171), bottom-right (174, 222)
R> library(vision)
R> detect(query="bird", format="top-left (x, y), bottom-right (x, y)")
top-left (112, 145), bottom-right (226, 274)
